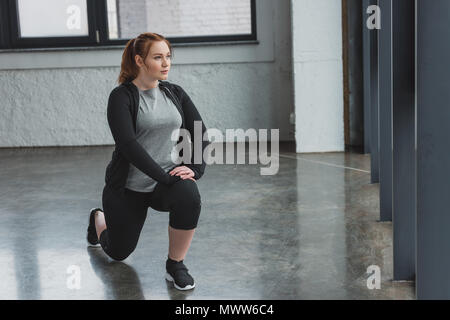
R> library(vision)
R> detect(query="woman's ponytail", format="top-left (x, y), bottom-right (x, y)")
top-left (117, 38), bottom-right (139, 84)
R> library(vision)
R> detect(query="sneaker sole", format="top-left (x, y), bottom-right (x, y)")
top-left (87, 240), bottom-right (101, 248)
top-left (165, 272), bottom-right (196, 291)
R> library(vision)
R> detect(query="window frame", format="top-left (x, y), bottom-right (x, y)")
top-left (0, 0), bottom-right (257, 50)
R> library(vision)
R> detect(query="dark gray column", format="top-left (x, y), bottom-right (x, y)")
top-left (416, 0), bottom-right (450, 299)
top-left (378, 0), bottom-right (392, 222)
top-left (368, 0), bottom-right (380, 183)
top-left (392, 0), bottom-right (415, 281)
top-left (362, 0), bottom-right (380, 182)
top-left (347, 0), bottom-right (364, 149)
top-left (362, 0), bottom-right (371, 154)
top-left (370, 32), bottom-right (379, 181)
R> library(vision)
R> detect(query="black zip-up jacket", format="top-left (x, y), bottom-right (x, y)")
top-left (104, 80), bottom-right (209, 192)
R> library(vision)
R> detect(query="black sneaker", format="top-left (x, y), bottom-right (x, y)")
top-left (165, 257), bottom-right (196, 290)
top-left (87, 208), bottom-right (102, 247)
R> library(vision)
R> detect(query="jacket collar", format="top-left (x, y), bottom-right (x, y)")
top-left (122, 79), bottom-right (169, 91)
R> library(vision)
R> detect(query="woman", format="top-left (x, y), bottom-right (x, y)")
top-left (86, 32), bottom-right (209, 291)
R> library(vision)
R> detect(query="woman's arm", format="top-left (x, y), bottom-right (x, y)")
top-left (107, 87), bottom-right (181, 185)
top-left (173, 84), bottom-right (210, 180)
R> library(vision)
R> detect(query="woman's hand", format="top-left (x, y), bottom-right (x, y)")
top-left (169, 166), bottom-right (196, 182)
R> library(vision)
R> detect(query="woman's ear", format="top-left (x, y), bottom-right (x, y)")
top-left (134, 55), bottom-right (142, 68)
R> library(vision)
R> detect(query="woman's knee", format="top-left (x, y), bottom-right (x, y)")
top-left (169, 180), bottom-right (202, 229)
top-left (105, 245), bottom-right (136, 261)
top-left (171, 179), bottom-right (201, 209)
top-left (100, 230), bottom-right (137, 261)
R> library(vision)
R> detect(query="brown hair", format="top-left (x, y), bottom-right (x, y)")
top-left (117, 32), bottom-right (173, 84)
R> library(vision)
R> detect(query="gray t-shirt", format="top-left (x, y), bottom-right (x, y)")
top-left (125, 83), bottom-right (182, 192)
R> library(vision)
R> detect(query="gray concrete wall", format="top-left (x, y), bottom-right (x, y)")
top-left (0, 0), bottom-right (294, 147)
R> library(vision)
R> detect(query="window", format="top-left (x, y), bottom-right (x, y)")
top-left (17, 0), bottom-right (89, 37)
top-left (0, 0), bottom-right (256, 50)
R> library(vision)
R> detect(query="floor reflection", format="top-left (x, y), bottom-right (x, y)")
top-left (87, 248), bottom-right (145, 300)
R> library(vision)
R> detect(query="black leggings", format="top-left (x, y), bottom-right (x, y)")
top-left (100, 179), bottom-right (202, 261)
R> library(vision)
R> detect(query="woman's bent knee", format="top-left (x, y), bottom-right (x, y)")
top-left (105, 246), bottom-right (135, 261)
top-left (169, 195), bottom-right (201, 230)
top-left (172, 180), bottom-right (201, 207)
top-left (167, 179), bottom-right (202, 229)
top-left (100, 232), bottom-right (136, 261)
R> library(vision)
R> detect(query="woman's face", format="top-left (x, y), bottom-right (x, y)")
top-left (136, 40), bottom-right (171, 81)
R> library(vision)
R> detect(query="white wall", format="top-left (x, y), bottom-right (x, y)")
top-left (0, 0), bottom-right (294, 147)
top-left (291, 0), bottom-right (344, 153)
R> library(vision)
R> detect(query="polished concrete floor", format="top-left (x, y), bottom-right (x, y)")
top-left (0, 143), bottom-right (415, 299)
